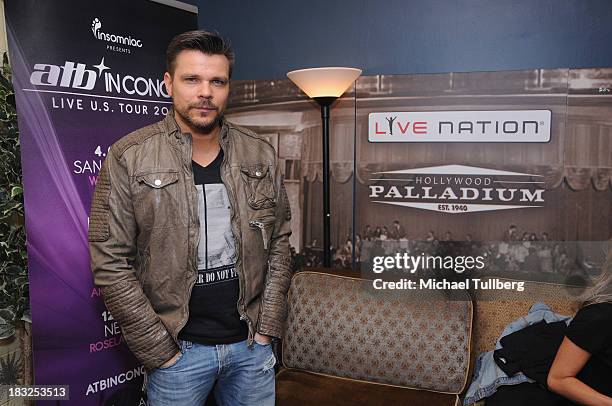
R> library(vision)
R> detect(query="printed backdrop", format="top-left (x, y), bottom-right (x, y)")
top-left (227, 69), bottom-right (612, 274)
top-left (5, 0), bottom-right (196, 404)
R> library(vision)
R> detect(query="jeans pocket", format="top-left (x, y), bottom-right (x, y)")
top-left (157, 350), bottom-right (184, 370)
top-left (254, 338), bottom-right (272, 347)
top-left (261, 351), bottom-right (276, 373)
top-left (157, 340), bottom-right (189, 371)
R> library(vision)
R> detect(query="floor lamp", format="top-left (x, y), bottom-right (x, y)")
top-left (287, 67), bottom-right (362, 267)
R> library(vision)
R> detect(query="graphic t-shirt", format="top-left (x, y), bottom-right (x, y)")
top-left (178, 150), bottom-right (248, 345)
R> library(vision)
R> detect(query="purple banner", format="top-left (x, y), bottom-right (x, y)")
top-left (5, 0), bottom-right (197, 403)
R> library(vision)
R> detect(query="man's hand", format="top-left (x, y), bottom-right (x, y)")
top-left (160, 351), bottom-right (181, 368)
top-left (254, 332), bottom-right (272, 345)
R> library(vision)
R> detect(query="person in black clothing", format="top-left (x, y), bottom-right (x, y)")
top-left (548, 246), bottom-right (612, 405)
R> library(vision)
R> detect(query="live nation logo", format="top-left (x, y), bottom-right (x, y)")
top-left (369, 110), bottom-right (551, 142)
top-left (369, 165), bottom-right (546, 214)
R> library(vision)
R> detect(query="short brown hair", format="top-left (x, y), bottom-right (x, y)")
top-left (166, 30), bottom-right (235, 78)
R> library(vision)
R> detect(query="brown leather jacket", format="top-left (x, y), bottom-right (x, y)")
top-left (88, 112), bottom-right (292, 371)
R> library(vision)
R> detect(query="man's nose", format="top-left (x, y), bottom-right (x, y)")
top-left (198, 82), bottom-right (212, 98)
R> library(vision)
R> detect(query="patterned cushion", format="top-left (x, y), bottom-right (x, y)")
top-left (282, 272), bottom-right (473, 394)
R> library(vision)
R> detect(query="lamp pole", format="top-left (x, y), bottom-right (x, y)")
top-left (314, 97), bottom-right (336, 267)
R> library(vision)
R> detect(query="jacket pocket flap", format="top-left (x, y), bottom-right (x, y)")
top-left (240, 165), bottom-right (269, 179)
top-left (136, 171), bottom-right (179, 188)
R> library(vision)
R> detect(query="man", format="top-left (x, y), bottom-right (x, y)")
top-left (502, 224), bottom-right (518, 242)
top-left (363, 224), bottom-right (373, 241)
top-left (88, 30), bottom-right (292, 405)
top-left (388, 220), bottom-right (406, 240)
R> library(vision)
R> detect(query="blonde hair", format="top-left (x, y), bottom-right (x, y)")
top-left (582, 243), bottom-right (612, 307)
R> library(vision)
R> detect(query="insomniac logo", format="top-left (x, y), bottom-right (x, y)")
top-left (91, 17), bottom-right (143, 48)
top-left (369, 110), bottom-right (551, 143)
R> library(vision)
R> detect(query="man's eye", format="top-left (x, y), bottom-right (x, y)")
top-left (186, 77), bottom-right (198, 82)
top-left (212, 80), bottom-right (226, 85)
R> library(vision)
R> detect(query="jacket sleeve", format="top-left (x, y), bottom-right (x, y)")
top-left (257, 166), bottom-right (293, 339)
top-left (88, 146), bottom-right (179, 370)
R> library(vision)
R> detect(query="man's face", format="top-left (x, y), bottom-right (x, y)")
top-left (164, 50), bottom-right (230, 134)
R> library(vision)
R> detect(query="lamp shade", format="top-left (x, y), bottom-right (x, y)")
top-left (287, 67), bottom-right (362, 98)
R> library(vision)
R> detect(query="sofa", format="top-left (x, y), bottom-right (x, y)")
top-left (275, 270), bottom-right (580, 406)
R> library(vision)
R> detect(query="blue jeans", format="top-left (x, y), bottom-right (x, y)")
top-left (146, 339), bottom-right (276, 406)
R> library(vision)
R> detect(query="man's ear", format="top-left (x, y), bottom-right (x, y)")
top-left (163, 72), bottom-right (173, 97)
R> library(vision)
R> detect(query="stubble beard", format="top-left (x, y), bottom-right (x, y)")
top-left (175, 103), bottom-right (224, 134)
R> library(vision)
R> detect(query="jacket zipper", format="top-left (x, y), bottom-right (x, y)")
top-left (248, 217), bottom-right (275, 250)
top-left (219, 135), bottom-right (254, 345)
top-left (172, 133), bottom-right (199, 346)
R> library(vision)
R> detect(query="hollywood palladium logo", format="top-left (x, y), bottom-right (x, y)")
top-left (369, 165), bottom-right (546, 214)
top-left (90, 17), bottom-right (143, 48)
